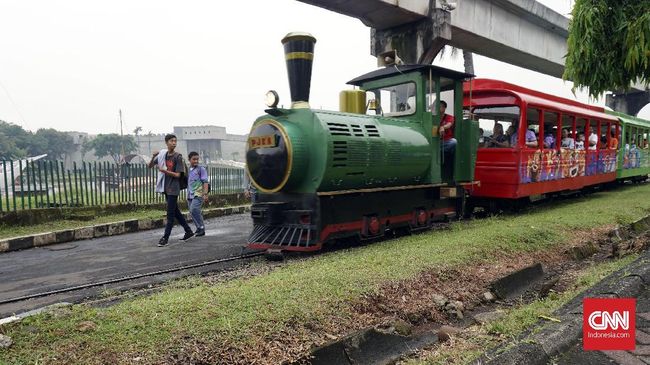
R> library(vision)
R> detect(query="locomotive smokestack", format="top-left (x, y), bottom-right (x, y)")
top-left (282, 32), bottom-right (316, 109)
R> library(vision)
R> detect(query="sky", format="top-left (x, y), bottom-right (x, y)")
top-left (0, 0), bottom-right (647, 136)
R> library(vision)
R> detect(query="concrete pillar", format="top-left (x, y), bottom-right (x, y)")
top-left (371, 8), bottom-right (451, 64)
top-left (606, 90), bottom-right (650, 117)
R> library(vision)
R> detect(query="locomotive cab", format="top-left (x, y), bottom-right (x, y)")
top-left (347, 65), bottom-right (478, 184)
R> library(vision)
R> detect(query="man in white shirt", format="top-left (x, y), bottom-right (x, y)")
top-left (588, 127), bottom-right (599, 150)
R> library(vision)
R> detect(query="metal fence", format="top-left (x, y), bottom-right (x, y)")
top-left (0, 160), bottom-right (246, 212)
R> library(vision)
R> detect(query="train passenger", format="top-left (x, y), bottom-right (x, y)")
top-left (148, 134), bottom-right (194, 247)
top-left (543, 123), bottom-right (556, 149)
top-left (438, 100), bottom-right (456, 158)
top-left (187, 151), bottom-right (209, 237)
top-left (561, 128), bottom-right (575, 149)
top-left (608, 129), bottom-right (619, 150)
top-left (510, 124), bottom-right (538, 148)
top-left (487, 123), bottom-right (509, 148)
top-left (588, 127), bottom-right (599, 150)
top-left (575, 133), bottom-right (586, 150)
top-left (506, 125), bottom-right (516, 147)
top-left (478, 128), bottom-right (485, 147)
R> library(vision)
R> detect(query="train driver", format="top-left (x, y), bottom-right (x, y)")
top-left (438, 101), bottom-right (456, 157)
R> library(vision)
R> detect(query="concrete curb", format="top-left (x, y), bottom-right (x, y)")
top-left (0, 205), bottom-right (251, 254)
top-left (478, 248), bottom-right (650, 365)
top-left (309, 324), bottom-right (437, 365)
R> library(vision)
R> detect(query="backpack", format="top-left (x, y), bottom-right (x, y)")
top-left (176, 154), bottom-right (189, 190)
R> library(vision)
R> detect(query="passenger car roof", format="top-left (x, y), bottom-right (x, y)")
top-left (607, 110), bottom-right (650, 127)
top-left (464, 79), bottom-right (618, 122)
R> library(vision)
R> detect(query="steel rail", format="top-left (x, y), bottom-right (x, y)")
top-left (0, 251), bottom-right (264, 306)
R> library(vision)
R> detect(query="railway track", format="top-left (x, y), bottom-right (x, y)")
top-left (2, 182), bottom-right (646, 310)
top-left (0, 251), bottom-right (264, 306)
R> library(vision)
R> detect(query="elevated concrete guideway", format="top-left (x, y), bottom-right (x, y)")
top-left (298, 0), bottom-right (648, 107)
top-left (298, 0), bottom-right (569, 77)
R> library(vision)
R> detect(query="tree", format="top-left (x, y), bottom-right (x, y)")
top-left (0, 120), bottom-right (30, 158)
top-left (564, 0), bottom-right (650, 98)
top-left (34, 128), bottom-right (74, 160)
top-left (0, 130), bottom-right (24, 159)
top-left (133, 126), bottom-right (142, 154)
top-left (83, 134), bottom-right (137, 164)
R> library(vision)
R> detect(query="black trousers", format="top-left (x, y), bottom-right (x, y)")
top-left (163, 194), bottom-right (192, 238)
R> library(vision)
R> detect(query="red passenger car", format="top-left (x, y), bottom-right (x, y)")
top-left (463, 79), bottom-right (619, 205)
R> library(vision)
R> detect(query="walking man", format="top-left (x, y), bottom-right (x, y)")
top-left (187, 151), bottom-right (209, 236)
top-left (244, 169), bottom-right (257, 204)
top-left (148, 134), bottom-right (194, 247)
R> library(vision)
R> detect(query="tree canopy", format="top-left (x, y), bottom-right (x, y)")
top-left (564, 0), bottom-right (650, 98)
top-left (82, 134), bottom-right (137, 164)
top-left (0, 120), bottom-right (74, 159)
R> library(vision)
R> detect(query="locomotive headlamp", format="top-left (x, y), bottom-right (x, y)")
top-left (265, 90), bottom-right (279, 108)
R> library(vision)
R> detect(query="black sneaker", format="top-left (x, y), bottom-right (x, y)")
top-left (195, 229), bottom-right (206, 237)
top-left (180, 231), bottom-right (194, 241)
top-left (157, 237), bottom-right (169, 247)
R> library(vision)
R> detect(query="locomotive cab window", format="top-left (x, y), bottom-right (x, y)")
top-left (373, 82), bottom-right (417, 117)
top-left (426, 77), bottom-right (455, 117)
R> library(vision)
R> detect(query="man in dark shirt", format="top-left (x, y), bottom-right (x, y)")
top-left (148, 134), bottom-right (194, 247)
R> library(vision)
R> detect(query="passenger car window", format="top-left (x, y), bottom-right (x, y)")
top-left (587, 119), bottom-right (600, 150)
top-left (524, 108), bottom-right (541, 149)
top-left (561, 114), bottom-right (576, 149)
top-left (543, 111), bottom-right (559, 149)
top-left (470, 106), bottom-right (519, 148)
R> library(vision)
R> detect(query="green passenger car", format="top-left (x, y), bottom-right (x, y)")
top-left (607, 110), bottom-right (650, 181)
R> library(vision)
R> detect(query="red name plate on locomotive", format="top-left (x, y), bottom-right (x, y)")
top-left (248, 135), bottom-right (277, 149)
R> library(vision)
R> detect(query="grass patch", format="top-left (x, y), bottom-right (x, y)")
top-left (0, 201), bottom-right (245, 240)
top-left (0, 208), bottom-right (166, 240)
top-left (407, 254), bottom-right (640, 365)
top-left (2, 184), bottom-right (650, 364)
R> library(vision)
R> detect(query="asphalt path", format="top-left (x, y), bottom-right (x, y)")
top-left (0, 213), bottom-right (255, 317)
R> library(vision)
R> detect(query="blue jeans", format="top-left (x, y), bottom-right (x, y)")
top-left (163, 194), bottom-right (192, 238)
top-left (188, 196), bottom-right (205, 231)
top-left (442, 138), bottom-right (457, 168)
top-left (442, 138), bottom-right (457, 155)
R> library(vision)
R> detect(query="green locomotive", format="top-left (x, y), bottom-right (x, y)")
top-left (246, 32), bottom-right (479, 252)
